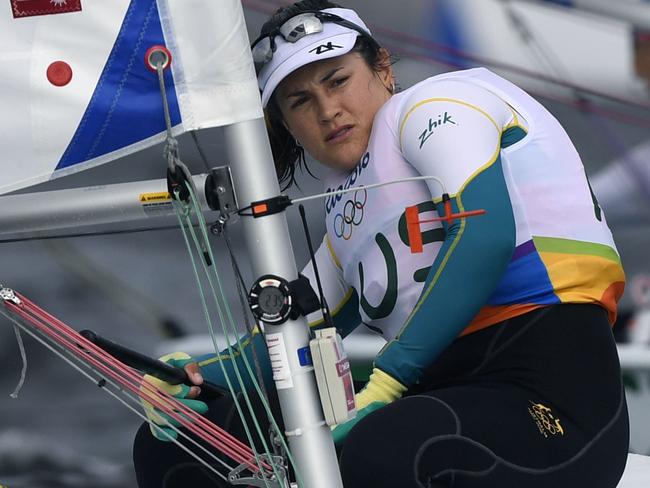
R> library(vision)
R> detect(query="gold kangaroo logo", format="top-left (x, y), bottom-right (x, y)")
top-left (528, 402), bottom-right (565, 438)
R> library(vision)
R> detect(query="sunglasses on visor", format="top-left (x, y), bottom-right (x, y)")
top-left (251, 11), bottom-right (378, 71)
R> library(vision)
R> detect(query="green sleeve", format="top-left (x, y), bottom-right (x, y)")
top-left (309, 286), bottom-right (361, 338)
top-left (194, 331), bottom-right (271, 393)
top-left (375, 155), bottom-right (516, 386)
top-left (193, 287), bottom-right (361, 391)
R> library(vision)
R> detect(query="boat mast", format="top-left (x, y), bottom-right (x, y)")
top-left (222, 119), bottom-right (344, 488)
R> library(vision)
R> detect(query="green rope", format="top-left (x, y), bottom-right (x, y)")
top-left (182, 182), bottom-right (303, 486)
top-left (173, 186), bottom-right (304, 487)
top-left (172, 199), bottom-right (275, 486)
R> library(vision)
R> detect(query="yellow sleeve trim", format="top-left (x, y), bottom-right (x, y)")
top-left (393, 201), bottom-right (467, 339)
top-left (431, 138), bottom-right (502, 205)
top-left (399, 97), bottom-right (500, 150)
top-left (457, 142), bottom-right (502, 195)
top-left (326, 234), bottom-right (342, 270)
top-left (503, 122), bottom-right (528, 133)
top-left (503, 106), bottom-right (528, 133)
top-left (383, 141), bottom-right (502, 350)
top-left (508, 106), bottom-right (519, 127)
top-left (197, 327), bottom-right (260, 366)
top-left (308, 287), bottom-right (355, 328)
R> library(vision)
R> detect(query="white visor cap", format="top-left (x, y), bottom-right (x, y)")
top-left (257, 8), bottom-right (372, 108)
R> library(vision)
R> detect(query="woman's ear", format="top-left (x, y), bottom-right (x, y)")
top-left (377, 48), bottom-right (395, 93)
top-left (282, 119), bottom-right (295, 139)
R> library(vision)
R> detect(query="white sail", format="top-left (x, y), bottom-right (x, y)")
top-left (0, 0), bottom-right (261, 195)
top-left (427, 0), bottom-right (646, 101)
top-left (541, 0), bottom-right (650, 30)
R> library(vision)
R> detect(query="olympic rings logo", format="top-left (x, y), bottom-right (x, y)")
top-left (333, 188), bottom-right (367, 240)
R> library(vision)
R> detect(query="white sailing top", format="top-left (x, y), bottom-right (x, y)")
top-left (301, 67), bottom-right (624, 385)
top-left (199, 67), bottom-right (624, 389)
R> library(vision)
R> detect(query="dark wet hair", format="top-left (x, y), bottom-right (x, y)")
top-left (260, 0), bottom-right (394, 190)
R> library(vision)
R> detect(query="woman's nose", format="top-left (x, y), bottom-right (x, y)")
top-left (317, 95), bottom-right (342, 123)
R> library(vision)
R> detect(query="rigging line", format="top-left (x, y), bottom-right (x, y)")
top-left (42, 239), bottom-right (183, 338)
top-left (184, 193), bottom-right (302, 487)
top-left (17, 315), bottom-right (265, 476)
top-left (222, 225), bottom-right (271, 407)
top-left (174, 236), bottom-right (283, 488)
top-left (245, 0), bottom-right (650, 126)
top-left (584, 112), bottom-right (650, 203)
top-left (212, 251), bottom-right (301, 484)
top-left (153, 50), bottom-right (201, 209)
top-left (243, 0), bottom-right (650, 112)
top-left (0, 310), bottom-right (236, 482)
top-left (180, 198), bottom-right (290, 487)
top-left (386, 39), bottom-right (650, 127)
top-left (173, 200), bottom-right (281, 486)
top-left (502, 3), bottom-right (562, 76)
top-left (243, 0), bottom-right (650, 127)
top-left (5, 292), bottom-right (262, 468)
top-left (3, 321), bottom-right (234, 482)
top-left (191, 131), bottom-right (214, 173)
top-left (13, 305), bottom-right (257, 469)
top-left (157, 212), bottom-right (268, 468)
top-left (220, 226), bottom-right (296, 467)
top-left (298, 205), bottom-right (334, 330)
top-left (180, 185), bottom-right (300, 484)
top-left (371, 20), bottom-right (650, 111)
top-left (156, 61), bottom-right (175, 148)
top-left (388, 43), bottom-right (650, 129)
top-left (9, 324), bottom-right (27, 398)
top-left (500, 0), bottom-right (650, 203)
top-left (291, 176), bottom-right (447, 205)
top-left (7, 327), bottom-right (239, 483)
top-left (60, 341), bottom-right (242, 475)
top-left (0, 224), bottom-right (196, 244)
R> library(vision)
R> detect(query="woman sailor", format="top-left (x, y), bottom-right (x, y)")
top-left (134, 1), bottom-right (629, 487)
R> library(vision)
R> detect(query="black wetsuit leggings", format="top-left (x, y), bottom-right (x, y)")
top-left (133, 304), bottom-right (629, 487)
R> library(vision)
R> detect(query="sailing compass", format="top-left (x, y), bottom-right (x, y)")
top-left (248, 275), bottom-right (293, 325)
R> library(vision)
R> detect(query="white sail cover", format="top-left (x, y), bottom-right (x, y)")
top-left (0, 0), bottom-right (262, 195)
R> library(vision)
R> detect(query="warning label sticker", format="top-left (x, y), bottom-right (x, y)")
top-left (140, 192), bottom-right (173, 217)
top-left (139, 192), bottom-right (171, 203)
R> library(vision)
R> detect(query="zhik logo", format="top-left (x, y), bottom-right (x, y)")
top-left (418, 112), bottom-right (457, 149)
top-left (309, 42), bottom-right (343, 55)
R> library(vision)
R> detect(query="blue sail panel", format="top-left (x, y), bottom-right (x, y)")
top-left (56, 0), bottom-right (181, 171)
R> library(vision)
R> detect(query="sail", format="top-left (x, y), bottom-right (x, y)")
top-left (542, 0), bottom-right (650, 30)
top-left (0, 0), bottom-right (262, 195)
top-left (426, 0), bottom-right (646, 101)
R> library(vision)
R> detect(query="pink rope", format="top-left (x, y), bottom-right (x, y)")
top-left (4, 293), bottom-right (270, 473)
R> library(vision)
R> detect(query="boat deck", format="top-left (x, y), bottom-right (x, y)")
top-left (618, 454), bottom-right (650, 487)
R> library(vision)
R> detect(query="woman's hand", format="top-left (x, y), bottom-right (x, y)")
top-left (140, 352), bottom-right (209, 441)
top-left (332, 368), bottom-right (406, 446)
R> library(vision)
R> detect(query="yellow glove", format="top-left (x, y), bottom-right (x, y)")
top-left (139, 352), bottom-right (209, 442)
top-left (332, 368), bottom-right (406, 446)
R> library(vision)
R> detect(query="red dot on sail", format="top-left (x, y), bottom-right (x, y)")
top-left (47, 61), bottom-right (73, 87)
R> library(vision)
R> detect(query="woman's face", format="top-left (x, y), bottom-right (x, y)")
top-left (275, 51), bottom-right (393, 172)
